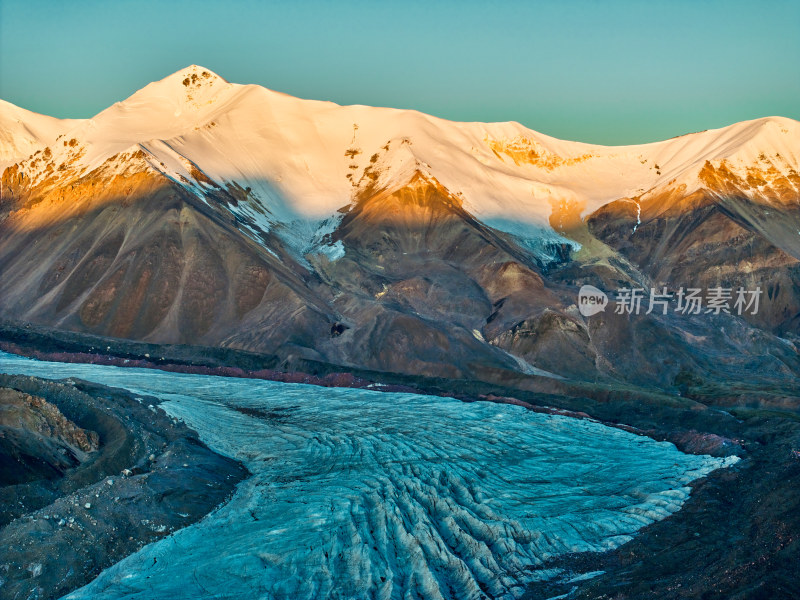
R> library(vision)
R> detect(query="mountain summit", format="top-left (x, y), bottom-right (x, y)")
top-left (2, 66), bottom-right (798, 250)
top-left (1, 67), bottom-right (799, 386)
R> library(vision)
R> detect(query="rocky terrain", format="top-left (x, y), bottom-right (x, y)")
top-left (0, 373), bottom-right (247, 600)
top-left (0, 66), bottom-right (798, 391)
top-left (1, 332), bottom-right (799, 599)
top-left (0, 387), bottom-right (98, 491)
top-left (0, 65), bottom-right (799, 598)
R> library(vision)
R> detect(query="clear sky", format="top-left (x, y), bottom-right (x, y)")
top-left (1, 0), bottom-right (798, 145)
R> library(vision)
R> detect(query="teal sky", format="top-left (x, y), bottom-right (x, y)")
top-left (1, 0), bottom-right (798, 145)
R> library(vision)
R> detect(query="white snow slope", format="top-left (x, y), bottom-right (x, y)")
top-left (0, 99), bottom-right (77, 171)
top-left (2, 65), bottom-right (799, 261)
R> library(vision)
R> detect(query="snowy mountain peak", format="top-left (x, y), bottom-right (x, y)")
top-left (1, 67), bottom-right (798, 267)
top-left (104, 64), bottom-right (233, 121)
top-left (172, 64), bottom-right (227, 83)
top-left (129, 65), bottom-right (231, 105)
top-left (0, 100), bottom-right (78, 170)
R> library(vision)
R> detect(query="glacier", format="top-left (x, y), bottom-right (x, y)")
top-left (0, 352), bottom-right (737, 600)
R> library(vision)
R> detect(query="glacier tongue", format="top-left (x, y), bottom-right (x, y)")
top-left (0, 354), bottom-right (736, 600)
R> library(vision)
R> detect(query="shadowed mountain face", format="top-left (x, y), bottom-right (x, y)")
top-left (316, 173), bottom-right (564, 378)
top-left (2, 161), bottom-right (798, 390)
top-left (587, 187), bottom-right (800, 335)
top-left (0, 162), bottom-right (333, 355)
top-left (1, 66), bottom-right (799, 390)
top-left (0, 165), bottom-right (550, 379)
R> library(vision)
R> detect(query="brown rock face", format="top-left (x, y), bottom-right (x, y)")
top-left (1, 146), bottom-right (799, 389)
top-left (0, 156), bottom-right (335, 356)
top-left (587, 185), bottom-right (800, 334)
top-left (321, 172), bottom-right (556, 377)
top-left (0, 388), bottom-right (98, 485)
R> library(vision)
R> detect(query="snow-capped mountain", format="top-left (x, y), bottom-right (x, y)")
top-left (1, 65), bottom-right (799, 385)
top-left (0, 99), bottom-right (77, 171)
top-left (4, 66), bottom-right (798, 262)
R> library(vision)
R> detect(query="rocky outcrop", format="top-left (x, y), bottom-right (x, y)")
top-left (0, 374), bottom-right (247, 600)
top-left (0, 70), bottom-right (798, 389)
top-left (0, 388), bottom-right (98, 487)
top-left (587, 186), bottom-right (800, 334)
top-left (2, 158), bottom-right (799, 391)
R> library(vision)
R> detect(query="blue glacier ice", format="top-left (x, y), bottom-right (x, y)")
top-left (0, 352), bottom-right (737, 600)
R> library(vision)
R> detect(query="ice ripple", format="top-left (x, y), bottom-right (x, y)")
top-left (0, 353), bottom-right (737, 600)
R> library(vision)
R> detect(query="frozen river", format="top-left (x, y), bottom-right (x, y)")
top-left (0, 352), bottom-right (736, 600)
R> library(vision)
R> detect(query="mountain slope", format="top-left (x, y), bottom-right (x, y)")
top-left (1, 65), bottom-right (799, 387)
top-left (7, 66), bottom-right (798, 263)
top-left (0, 99), bottom-right (77, 171)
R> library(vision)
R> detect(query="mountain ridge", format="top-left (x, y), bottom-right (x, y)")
top-left (1, 65), bottom-right (799, 387)
top-left (2, 65), bottom-right (798, 264)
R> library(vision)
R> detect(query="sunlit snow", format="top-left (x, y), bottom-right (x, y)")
top-left (4, 66), bottom-right (797, 268)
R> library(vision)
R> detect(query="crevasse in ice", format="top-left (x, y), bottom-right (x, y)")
top-left (0, 353), bottom-right (737, 600)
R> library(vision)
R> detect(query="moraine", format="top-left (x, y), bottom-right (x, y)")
top-left (0, 352), bottom-right (737, 600)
